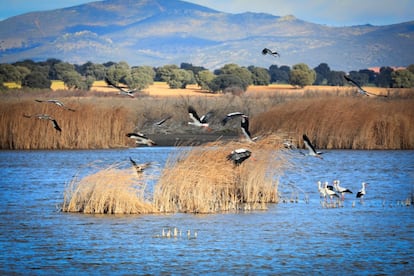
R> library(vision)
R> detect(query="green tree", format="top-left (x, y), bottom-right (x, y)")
top-left (313, 63), bottom-right (331, 85)
top-left (22, 71), bottom-right (51, 89)
top-left (0, 64), bottom-right (23, 83)
top-left (155, 64), bottom-right (179, 82)
top-left (195, 70), bottom-right (215, 91)
top-left (392, 69), bottom-right (414, 88)
top-left (375, 66), bottom-right (394, 87)
top-left (327, 71), bottom-right (346, 86)
top-left (289, 63), bottom-right (316, 88)
top-left (248, 66), bottom-right (270, 85)
top-left (268, 65), bottom-right (290, 83)
top-left (167, 69), bottom-right (194, 89)
top-left (210, 74), bottom-right (245, 93)
top-left (125, 66), bottom-right (155, 90)
top-left (106, 61), bottom-right (131, 86)
top-left (216, 63), bottom-right (252, 91)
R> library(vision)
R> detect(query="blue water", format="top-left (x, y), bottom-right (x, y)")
top-left (0, 148), bottom-right (413, 275)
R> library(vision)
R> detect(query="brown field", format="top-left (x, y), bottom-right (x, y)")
top-left (1, 82), bottom-right (413, 150)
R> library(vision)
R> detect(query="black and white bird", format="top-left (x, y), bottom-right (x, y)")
top-left (324, 181), bottom-right (339, 200)
top-left (129, 157), bottom-right (152, 174)
top-left (105, 77), bottom-right (137, 98)
top-left (227, 148), bottom-right (251, 166)
top-left (126, 132), bottom-right (156, 146)
top-left (317, 181), bottom-right (327, 199)
top-left (356, 182), bottom-right (367, 198)
top-left (333, 180), bottom-right (353, 200)
top-left (23, 113), bottom-right (62, 132)
top-left (187, 106), bottom-right (214, 129)
top-left (241, 115), bottom-right (257, 142)
top-left (35, 99), bottom-right (75, 111)
top-left (303, 134), bottom-right (323, 158)
top-left (262, 48), bottom-right (280, 57)
top-left (283, 138), bottom-right (297, 149)
top-left (344, 75), bottom-right (387, 97)
top-left (221, 112), bottom-right (245, 126)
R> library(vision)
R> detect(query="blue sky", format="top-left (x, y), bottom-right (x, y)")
top-left (0, 0), bottom-right (413, 26)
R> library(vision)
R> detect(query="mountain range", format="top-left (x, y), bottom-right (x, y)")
top-left (0, 0), bottom-right (413, 71)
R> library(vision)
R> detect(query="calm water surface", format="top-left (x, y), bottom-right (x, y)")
top-left (0, 148), bottom-right (413, 275)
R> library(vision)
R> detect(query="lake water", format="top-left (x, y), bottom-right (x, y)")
top-left (0, 148), bottom-right (413, 275)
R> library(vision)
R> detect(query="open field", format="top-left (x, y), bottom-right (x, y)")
top-left (1, 83), bottom-right (413, 149)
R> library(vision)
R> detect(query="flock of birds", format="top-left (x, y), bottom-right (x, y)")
top-left (23, 99), bottom-right (76, 132)
top-left (25, 46), bottom-right (380, 203)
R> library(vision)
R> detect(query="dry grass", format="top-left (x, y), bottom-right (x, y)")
top-left (153, 134), bottom-right (289, 213)
top-left (252, 97), bottom-right (414, 149)
top-left (62, 162), bottom-right (155, 214)
top-left (0, 98), bottom-right (135, 149)
top-left (61, 134), bottom-right (290, 214)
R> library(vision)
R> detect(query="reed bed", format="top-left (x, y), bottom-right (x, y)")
top-left (251, 97), bottom-right (414, 149)
top-left (62, 162), bottom-right (155, 214)
top-left (0, 99), bottom-right (135, 149)
top-left (153, 134), bottom-right (289, 213)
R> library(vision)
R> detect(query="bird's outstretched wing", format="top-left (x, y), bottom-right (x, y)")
top-left (221, 112), bottom-right (244, 126)
top-left (227, 148), bottom-right (251, 165)
top-left (344, 75), bottom-right (387, 97)
top-left (154, 115), bottom-right (172, 126)
top-left (303, 134), bottom-right (322, 156)
top-left (51, 119), bottom-right (62, 132)
top-left (262, 48), bottom-right (280, 57)
top-left (188, 106), bottom-right (201, 123)
top-left (200, 111), bottom-right (214, 124)
top-left (105, 77), bottom-right (137, 96)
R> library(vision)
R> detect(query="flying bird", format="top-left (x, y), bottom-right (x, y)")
top-left (129, 157), bottom-right (152, 174)
top-left (227, 148), bottom-right (251, 166)
top-left (302, 134), bottom-right (322, 158)
top-left (126, 132), bottom-right (156, 146)
top-left (221, 112), bottom-right (245, 126)
top-left (344, 75), bottom-right (387, 97)
top-left (356, 182), bottom-right (367, 198)
top-left (262, 48), bottom-right (280, 57)
top-left (241, 115), bottom-right (258, 142)
top-left (35, 99), bottom-right (75, 111)
top-left (23, 113), bottom-right (62, 132)
top-left (105, 77), bottom-right (137, 98)
top-left (187, 106), bottom-right (214, 129)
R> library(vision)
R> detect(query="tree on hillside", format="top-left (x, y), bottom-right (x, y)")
top-left (125, 66), bottom-right (155, 90)
top-left (248, 66), bottom-right (270, 85)
top-left (313, 63), bottom-right (331, 85)
top-left (22, 71), bottom-right (51, 89)
top-left (216, 63), bottom-right (252, 90)
top-left (268, 65), bottom-right (290, 83)
top-left (392, 69), bottom-right (414, 88)
top-left (195, 70), bottom-right (215, 91)
top-left (289, 63), bottom-right (316, 88)
top-left (167, 69), bottom-right (194, 89)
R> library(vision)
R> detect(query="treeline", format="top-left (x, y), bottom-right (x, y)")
top-left (1, 59), bottom-right (413, 93)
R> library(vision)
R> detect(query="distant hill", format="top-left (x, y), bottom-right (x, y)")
top-left (0, 0), bottom-right (413, 71)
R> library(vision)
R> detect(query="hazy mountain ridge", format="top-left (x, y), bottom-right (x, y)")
top-left (0, 0), bottom-right (413, 70)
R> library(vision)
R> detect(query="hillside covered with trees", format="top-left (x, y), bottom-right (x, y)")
top-left (1, 59), bottom-right (413, 93)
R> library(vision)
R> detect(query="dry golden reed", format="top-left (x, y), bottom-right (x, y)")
top-left (62, 162), bottom-right (155, 214)
top-left (153, 134), bottom-right (289, 213)
top-left (251, 97), bottom-right (414, 150)
top-left (61, 134), bottom-right (290, 214)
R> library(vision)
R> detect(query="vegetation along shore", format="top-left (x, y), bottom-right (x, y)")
top-left (1, 82), bottom-right (413, 150)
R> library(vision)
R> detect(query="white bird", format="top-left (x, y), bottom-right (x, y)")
top-left (356, 182), bottom-right (367, 198)
top-left (227, 148), bottom-right (251, 166)
top-left (333, 180), bottom-right (353, 200)
top-left (35, 99), bottom-right (75, 111)
top-left (303, 134), bottom-right (323, 158)
top-left (105, 77), bottom-right (137, 98)
top-left (324, 181), bottom-right (339, 200)
top-left (187, 106), bottom-right (213, 129)
top-left (126, 132), bottom-right (156, 146)
top-left (262, 47), bottom-right (280, 57)
top-left (344, 75), bottom-right (387, 97)
top-left (221, 111), bottom-right (245, 126)
top-left (317, 181), bottom-right (327, 199)
top-left (129, 157), bottom-right (152, 174)
top-left (23, 113), bottom-right (62, 132)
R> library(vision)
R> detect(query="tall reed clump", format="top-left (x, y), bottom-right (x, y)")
top-left (251, 97), bottom-right (414, 150)
top-left (62, 162), bottom-right (155, 214)
top-left (153, 134), bottom-right (289, 213)
top-left (0, 99), bottom-right (135, 149)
